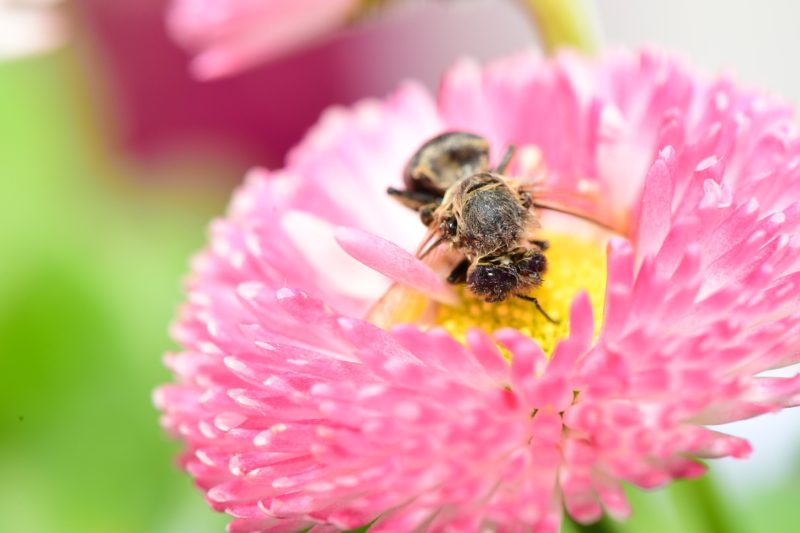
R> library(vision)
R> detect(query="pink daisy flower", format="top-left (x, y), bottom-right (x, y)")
top-left (166, 0), bottom-right (366, 79)
top-left (155, 50), bottom-right (800, 532)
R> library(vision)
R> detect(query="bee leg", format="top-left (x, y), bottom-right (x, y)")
top-left (529, 239), bottom-right (550, 251)
top-left (494, 144), bottom-right (516, 173)
top-left (419, 204), bottom-right (437, 226)
top-left (446, 258), bottom-right (471, 285)
top-left (387, 187), bottom-right (441, 211)
top-left (516, 294), bottom-right (559, 324)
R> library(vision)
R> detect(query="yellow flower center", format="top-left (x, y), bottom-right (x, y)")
top-left (436, 233), bottom-right (606, 357)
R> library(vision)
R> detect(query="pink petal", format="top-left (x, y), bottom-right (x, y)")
top-left (334, 226), bottom-right (457, 304)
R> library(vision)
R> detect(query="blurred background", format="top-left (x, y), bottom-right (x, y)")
top-left (2, 1), bottom-right (800, 532)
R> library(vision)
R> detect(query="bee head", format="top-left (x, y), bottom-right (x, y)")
top-left (467, 263), bottom-right (518, 303)
top-left (522, 252), bottom-right (547, 275)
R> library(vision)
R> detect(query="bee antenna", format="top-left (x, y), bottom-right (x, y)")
top-left (516, 294), bottom-right (559, 324)
top-left (532, 202), bottom-right (617, 233)
top-left (495, 145), bottom-right (516, 174)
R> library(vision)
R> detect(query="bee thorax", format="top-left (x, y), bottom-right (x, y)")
top-left (460, 188), bottom-right (528, 256)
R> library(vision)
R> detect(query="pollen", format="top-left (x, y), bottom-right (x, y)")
top-left (435, 233), bottom-right (607, 357)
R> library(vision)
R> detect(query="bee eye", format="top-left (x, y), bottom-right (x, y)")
top-left (444, 218), bottom-right (458, 236)
top-left (526, 254), bottom-right (547, 274)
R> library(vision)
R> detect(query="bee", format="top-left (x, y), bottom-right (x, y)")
top-left (387, 131), bottom-right (608, 324)
top-left (389, 131), bottom-right (491, 226)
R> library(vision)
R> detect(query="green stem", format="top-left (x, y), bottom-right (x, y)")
top-left (352, 0), bottom-right (395, 20)
top-left (518, 0), bottom-right (602, 54)
top-left (669, 476), bottom-right (738, 533)
top-left (563, 514), bottom-right (617, 533)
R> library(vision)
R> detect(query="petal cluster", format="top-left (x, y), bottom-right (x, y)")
top-left (156, 50), bottom-right (800, 532)
top-left (167, 0), bottom-right (361, 79)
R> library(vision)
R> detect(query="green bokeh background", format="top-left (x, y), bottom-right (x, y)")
top-left (2, 33), bottom-right (800, 533)
top-left (0, 44), bottom-right (230, 532)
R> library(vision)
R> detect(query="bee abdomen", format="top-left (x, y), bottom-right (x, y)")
top-left (403, 132), bottom-right (490, 194)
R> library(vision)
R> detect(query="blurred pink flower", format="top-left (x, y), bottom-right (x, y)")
top-left (0, 0), bottom-right (66, 60)
top-left (167, 0), bottom-right (364, 79)
top-left (78, 0), bottom-right (528, 166)
top-left (155, 50), bottom-right (800, 532)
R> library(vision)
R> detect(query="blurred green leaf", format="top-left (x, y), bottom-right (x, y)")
top-left (0, 36), bottom-right (231, 533)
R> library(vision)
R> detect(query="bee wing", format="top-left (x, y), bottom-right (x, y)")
top-left (518, 183), bottom-right (625, 235)
top-left (367, 240), bottom-right (463, 329)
